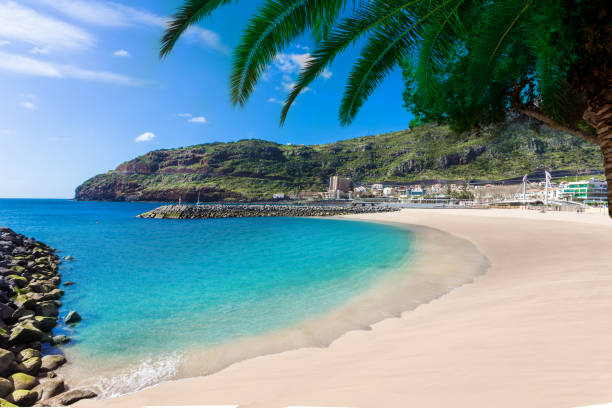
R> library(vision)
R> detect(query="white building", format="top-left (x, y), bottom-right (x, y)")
top-left (557, 178), bottom-right (608, 203)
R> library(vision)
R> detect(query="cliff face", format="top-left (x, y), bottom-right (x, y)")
top-left (74, 117), bottom-right (603, 201)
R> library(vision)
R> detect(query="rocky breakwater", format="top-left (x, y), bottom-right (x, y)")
top-left (137, 204), bottom-right (400, 219)
top-left (0, 227), bottom-right (96, 407)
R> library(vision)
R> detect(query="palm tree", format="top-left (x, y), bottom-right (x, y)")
top-left (161, 0), bottom-right (611, 216)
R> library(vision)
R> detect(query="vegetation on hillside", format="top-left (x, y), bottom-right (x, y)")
top-left (75, 120), bottom-right (602, 201)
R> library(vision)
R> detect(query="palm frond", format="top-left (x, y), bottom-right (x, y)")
top-left (340, 0), bottom-right (459, 125)
top-left (161, 0), bottom-right (236, 58)
top-left (468, 0), bottom-right (531, 81)
top-left (230, 0), bottom-right (351, 107)
top-left (413, 0), bottom-right (468, 90)
top-left (280, 0), bottom-right (423, 124)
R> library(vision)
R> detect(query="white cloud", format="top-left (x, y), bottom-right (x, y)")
top-left (0, 2), bottom-right (93, 51)
top-left (20, 101), bottom-right (37, 110)
top-left (321, 68), bottom-right (333, 80)
top-left (280, 74), bottom-right (311, 93)
top-left (0, 40), bottom-right (9, 46)
top-left (184, 26), bottom-right (230, 55)
top-left (30, 47), bottom-right (50, 55)
top-left (0, 50), bottom-right (142, 85)
top-left (31, 0), bottom-right (229, 54)
top-left (274, 53), bottom-right (311, 74)
top-left (295, 44), bottom-right (309, 51)
top-left (188, 116), bottom-right (207, 124)
top-left (31, 0), bottom-right (165, 27)
top-left (134, 132), bottom-right (155, 143)
top-left (0, 129), bottom-right (9, 134)
top-left (113, 49), bottom-right (130, 57)
top-left (177, 113), bottom-right (207, 123)
top-left (267, 97), bottom-right (284, 105)
top-left (281, 75), bottom-right (296, 92)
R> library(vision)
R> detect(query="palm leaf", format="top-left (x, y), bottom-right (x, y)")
top-left (280, 0), bottom-right (424, 124)
top-left (161, 0), bottom-right (236, 58)
top-left (230, 0), bottom-right (351, 107)
top-left (340, 0), bottom-right (459, 125)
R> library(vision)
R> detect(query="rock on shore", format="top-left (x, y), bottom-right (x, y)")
top-left (137, 204), bottom-right (400, 219)
top-left (0, 227), bottom-right (96, 406)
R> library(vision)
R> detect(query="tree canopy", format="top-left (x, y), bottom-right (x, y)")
top-left (161, 0), bottom-right (611, 215)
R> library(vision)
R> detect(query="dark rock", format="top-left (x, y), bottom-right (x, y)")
top-left (50, 336), bottom-right (69, 346)
top-left (40, 355), bottom-right (65, 372)
top-left (34, 302), bottom-right (57, 318)
top-left (64, 311), bottom-right (81, 324)
top-left (62, 282), bottom-right (75, 287)
top-left (0, 377), bottom-right (13, 398)
top-left (8, 373), bottom-right (38, 390)
top-left (32, 378), bottom-right (64, 401)
top-left (0, 304), bottom-right (16, 322)
top-left (8, 322), bottom-right (43, 344)
top-left (16, 349), bottom-right (39, 363)
top-left (10, 308), bottom-right (34, 321)
top-left (6, 389), bottom-right (38, 406)
top-left (39, 389), bottom-right (97, 406)
top-left (0, 350), bottom-right (14, 377)
top-left (15, 357), bottom-right (41, 376)
top-left (33, 317), bottom-right (56, 333)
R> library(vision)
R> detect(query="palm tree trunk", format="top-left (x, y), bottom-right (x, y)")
top-left (586, 102), bottom-right (612, 218)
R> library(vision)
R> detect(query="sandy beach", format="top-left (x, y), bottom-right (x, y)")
top-left (76, 208), bottom-right (612, 408)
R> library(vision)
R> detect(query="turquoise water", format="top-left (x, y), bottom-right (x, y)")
top-left (0, 199), bottom-right (412, 392)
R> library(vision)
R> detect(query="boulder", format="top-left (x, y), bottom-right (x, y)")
top-left (0, 378), bottom-right (12, 398)
top-left (40, 389), bottom-right (96, 406)
top-left (10, 308), bottom-right (34, 321)
top-left (32, 378), bottom-right (64, 401)
top-left (25, 282), bottom-right (44, 293)
top-left (0, 398), bottom-right (16, 407)
top-left (8, 323), bottom-right (43, 344)
top-left (40, 355), bottom-right (65, 372)
top-left (15, 357), bottom-right (41, 376)
top-left (62, 281), bottom-right (75, 287)
top-left (35, 302), bottom-right (57, 318)
top-left (33, 317), bottom-right (56, 333)
top-left (0, 305), bottom-right (14, 322)
top-left (16, 349), bottom-right (39, 363)
top-left (64, 311), bottom-right (81, 324)
top-left (41, 289), bottom-right (63, 301)
top-left (6, 389), bottom-right (38, 406)
top-left (11, 296), bottom-right (36, 310)
top-left (8, 373), bottom-right (38, 390)
top-left (5, 276), bottom-right (26, 289)
top-left (0, 350), bottom-right (14, 377)
top-left (50, 336), bottom-right (69, 346)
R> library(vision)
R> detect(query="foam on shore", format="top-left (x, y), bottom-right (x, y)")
top-left (60, 222), bottom-right (489, 399)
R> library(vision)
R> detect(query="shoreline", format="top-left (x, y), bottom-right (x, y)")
top-left (62, 220), bottom-right (488, 399)
top-left (76, 208), bottom-right (612, 408)
top-left (0, 227), bottom-right (96, 406)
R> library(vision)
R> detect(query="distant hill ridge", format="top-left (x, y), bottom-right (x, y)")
top-left (75, 117), bottom-right (603, 201)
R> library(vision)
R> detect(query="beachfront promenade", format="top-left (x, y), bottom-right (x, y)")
top-left (78, 209), bottom-right (612, 408)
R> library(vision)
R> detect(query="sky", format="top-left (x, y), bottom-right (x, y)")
top-left (0, 0), bottom-right (413, 198)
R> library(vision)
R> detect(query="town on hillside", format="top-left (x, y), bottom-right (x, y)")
top-left (271, 174), bottom-right (609, 211)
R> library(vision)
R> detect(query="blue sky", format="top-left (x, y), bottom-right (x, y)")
top-left (0, 0), bottom-right (413, 198)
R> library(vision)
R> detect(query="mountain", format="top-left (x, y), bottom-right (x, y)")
top-left (75, 117), bottom-right (603, 202)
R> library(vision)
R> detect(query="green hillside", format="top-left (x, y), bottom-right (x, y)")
top-left (75, 118), bottom-right (603, 201)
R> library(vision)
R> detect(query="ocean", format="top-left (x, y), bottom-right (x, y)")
top-left (0, 199), bottom-right (415, 396)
